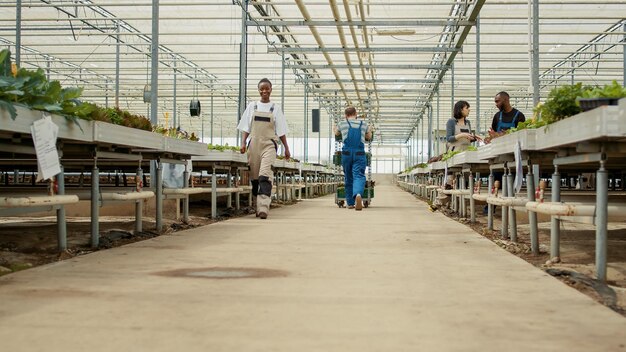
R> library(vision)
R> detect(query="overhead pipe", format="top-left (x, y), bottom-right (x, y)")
top-left (328, 0), bottom-right (363, 111)
top-left (356, 0), bottom-right (381, 123)
top-left (294, 0), bottom-right (348, 104)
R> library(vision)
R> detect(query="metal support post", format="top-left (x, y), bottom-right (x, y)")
top-left (16, 0), bottom-right (21, 66)
top-left (235, 169), bottom-right (241, 210)
top-left (115, 22), bottom-right (120, 108)
top-left (56, 166), bottom-right (67, 251)
top-left (150, 0), bottom-right (159, 126)
top-left (135, 168), bottom-right (143, 233)
top-left (227, 169), bottom-right (233, 208)
top-left (211, 167), bottom-right (217, 219)
top-left (596, 160), bottom-right (608, 281)
top-left (550, 167), bottom-right (561, 258)
top-left (91, 164), bottom-right (99, 248)
top-left (487, 172), bottom-right (494, 228)
top-left (469, 172), bottom-right (475, 223)
top-left (156, 160), bottom-right (163, 232)
top-left (501, 168), bottom-right (509, 238)
top-left (183, 166), bottom-right (189, 223)
top-left (237, 0), bottom-right (249, 145)
top-left (508, 171), bottom-right (517, 242)
top-left (532, 0), bottom-right (540, 106)
top-left (526, 168), bottom-right (539, 255)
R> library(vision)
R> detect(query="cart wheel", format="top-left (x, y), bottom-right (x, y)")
top-left (338, 200), bottom-right (345, 208)
top-left (364, 200), bottom-right (369, 208)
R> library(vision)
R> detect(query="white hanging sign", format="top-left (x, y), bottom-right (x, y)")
top-left (31, 113), bottom-right (61, 181)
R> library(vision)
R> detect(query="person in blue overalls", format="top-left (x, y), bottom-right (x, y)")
top-left (486, 91), bottom-right (526, 215)
top-left (489, 91), bottom-right (526, 135)
top-left (334, 106), bottom-right (372, 211)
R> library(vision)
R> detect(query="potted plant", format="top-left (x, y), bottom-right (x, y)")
top-left (577, 80), bottom-right (626, 112)
top-left (535, 83), bottom-right (590, 123)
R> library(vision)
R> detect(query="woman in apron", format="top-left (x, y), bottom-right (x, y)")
top-left (445, 100), bottom-right (478, 152)
top-left (238, 78), bottom-right (291, 219)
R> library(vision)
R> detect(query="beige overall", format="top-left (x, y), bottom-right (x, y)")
top-left (248, 104), bottom-right (278, 216)
top-left (447, 121), bottom-right (471, 152)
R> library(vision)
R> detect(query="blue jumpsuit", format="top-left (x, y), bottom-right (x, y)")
top-left (495, 110), bottom-right (520, 132)
top-left (341, 120), bottom-right (367, 206)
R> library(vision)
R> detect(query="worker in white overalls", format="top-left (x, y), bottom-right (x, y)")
top-left (238, 78), bottom-right (291, 219)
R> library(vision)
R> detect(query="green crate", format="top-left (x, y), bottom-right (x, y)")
top-left (333, 152), bottom-right (371, 167)
top-left (333, 153), bottom-right (342, 166)
top-left (337, 187), bottom-right (374, 199)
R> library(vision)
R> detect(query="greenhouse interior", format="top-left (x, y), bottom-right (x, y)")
top-left (1, 1), bottom-right (626, 350)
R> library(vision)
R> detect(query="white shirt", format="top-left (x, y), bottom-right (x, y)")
top-left (237, 101), bottom-right (288, 137)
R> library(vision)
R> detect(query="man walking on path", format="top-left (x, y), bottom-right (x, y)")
top-left (334, 106), bottom-right (372, 211)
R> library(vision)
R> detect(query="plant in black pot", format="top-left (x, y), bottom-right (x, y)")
top-left (577, 80), bottom-right (626, 112)
top-left (535, 83), bottom-right (590, 124)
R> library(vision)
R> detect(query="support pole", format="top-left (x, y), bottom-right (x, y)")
top-left (596, 159), bottom-right (608, 281)
top-left (183, 165), bottom-right (189, 223)
top-left (469, 172), bottom-right (475, 223)
top-left (550, 167), bottom-right (561, 258)
top-left (527, 167), bottom-right (539, 255)
top-left (475, 15), bottom-right (481, 133)
top-left (56, 166), bottom-right (67, 251)
top-left (436, 89), bottom-right (440, 156)
top-left (150, 0), bottom-right (159, 126)
top-left (173, 58), bottom-right (177, 129)
top-left (16, 0), bottom-right (21, 66)
top-left (508, 171), bottom-right (517, 242)
top-left (427, 104), bottom-right (433, 160)
top-left (501, 168), bottom-right (509, 238)
top-left (115, 21), bottom-right (120, 108)
top-left (237, 0), bottom-right (249, 146)
top-left (91, 165), bottom-right (99, 248)
top-left (211, 167), bottom-right (217, 219)
top-left (488, 171), bottom-right (494, 230)
top-left (156, 160), bottom-right (163, 232)
top-left (531, 0), bottom-right (540, 106)
top-left (135, 168), bottom-right (143, 233)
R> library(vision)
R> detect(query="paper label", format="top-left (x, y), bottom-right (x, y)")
top-left (31, 113), bottom-right (61, 181)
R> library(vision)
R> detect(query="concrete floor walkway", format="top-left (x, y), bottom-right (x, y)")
top-left (0, 184), bottom-right (624, 351)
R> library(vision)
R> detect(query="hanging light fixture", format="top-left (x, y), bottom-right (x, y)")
top-left (190, 69), bottom-right (201, 117)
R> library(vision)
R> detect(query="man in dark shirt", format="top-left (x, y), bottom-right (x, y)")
top-left (485, 91), bottom-right (526, 218)
top-left (489, 91), bottom-right (526, 133)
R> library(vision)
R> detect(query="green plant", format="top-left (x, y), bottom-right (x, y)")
top-left (535, 83), bottom-right (590, 123)
top-left (441, 150), bottom-right (460, 161)
top-left (506, 118), bottom-right (548, 134)
top-left (580, 80), bottom-right (626, 99)
top-left (207, 143), bottom-right (239, 152)
top-left (0, 49), bottom-right (153, 134)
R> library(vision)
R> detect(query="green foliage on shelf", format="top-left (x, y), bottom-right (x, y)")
top-left (580, 80), bottom-right (626, 99)
top-left (152, 125), bottom-right (199, 141)
top-left (466, 145), bottom-right (478, 151)
top-left (441, 150), bottom-right (460, 161)
top-left (0, 49), bottom-right (208, 140)
top-left (535, 83), bottom-right (590, 123)
top-left (506, 118), bottom-right (548, 134)
top-left (207, 143), bottom-right (239, 152)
